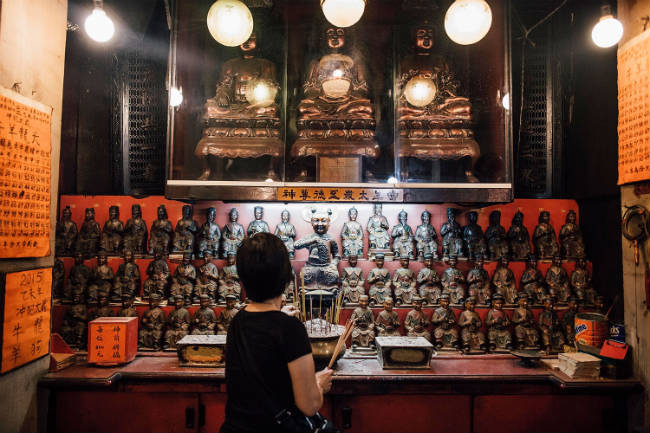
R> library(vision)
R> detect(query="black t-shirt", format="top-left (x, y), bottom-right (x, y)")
top-left (220, 309), bottom-right (312, 433)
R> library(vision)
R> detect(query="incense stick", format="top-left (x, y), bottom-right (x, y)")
top-left (328, 319), bottom-right (355, 369)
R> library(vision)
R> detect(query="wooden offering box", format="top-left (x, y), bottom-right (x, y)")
top-left (375, 336), bottom-right (434, 369)
top-left (88, 317), bottom-right (138, 366)
top-left (176, 335), bottom-right (227, 367)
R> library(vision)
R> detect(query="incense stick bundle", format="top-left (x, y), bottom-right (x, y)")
top-left (328, 319), bottom-right (355, 369)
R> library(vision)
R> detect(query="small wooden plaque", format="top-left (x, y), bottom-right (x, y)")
top-left (318, 156), bottom-right (362, 183)
top-left (88, 317), bottom-right (138, 366)
top-left (375, 336), bottom-right (434, 369)
top-left (176, 334), bottom-right (227, 367)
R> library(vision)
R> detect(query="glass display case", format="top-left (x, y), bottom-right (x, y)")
top-left (166, 0), bottom-right (512, 202)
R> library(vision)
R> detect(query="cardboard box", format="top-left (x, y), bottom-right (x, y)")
top-left (88, 317), bottom-right (138, 365)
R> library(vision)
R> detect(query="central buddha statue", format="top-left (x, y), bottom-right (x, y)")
top-left (291, 27), bottom-right (379, 182)
top-left (397, 22), bottom-right (479, 181)
top-left (195, 32), bottom-right (282, 180)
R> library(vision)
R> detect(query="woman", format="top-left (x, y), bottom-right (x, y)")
top-left (220, 233), bottom-right (334, 433)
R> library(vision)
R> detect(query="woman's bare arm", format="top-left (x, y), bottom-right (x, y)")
top-left (288, 354), bottom-right (333, 416)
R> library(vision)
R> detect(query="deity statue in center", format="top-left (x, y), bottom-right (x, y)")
top-left (291, 26), bottom-right (379, 182)
top-left (441, 256), bottom-right (466, 305)
top-left (571, 258), bottom-right (595, 304)
top-left (163, 295), bottom-right (191, 350)
top-left (545, 255), bottom-right (571, 303)
top-left (440, 208), bottom-right (464, 260)
top-left (458, 297), bottom-right (487, 354)
top-left (417, 254), bottom-right (442, 304)
top-left (397, 22), bottom-right (479, 181)
top-left (368, 253), bottom-right (392, 306)
top-left (217, 295), bottom-right (240, 334)
top-left (415, 210), bottom-right (438, 260)
top-left (559, 210), bottom-right (586, 260)
top-left (393, 256), bottom-right (417, 305)
top-left (197, 207), bottom-right (221, 259)
top-left (55, 206), bottom-right (77, 256)
top-left (485, 210), bottom-right (509, 261)
top-left (143, 249), bottom-right (170, 300)
top-left (294, 208), bottom-right (340, 295)
top-left (350, 295), bottom-right (376, 350)
top-left (275, 209), bottom-right (296, 259)
top-left (221, 208), bottom-right (245, 259)
top-left (341, 207), bottom-right (364, 259)
top-left (123, 204), bottom-right (148, 256)
top-left (463, 211), bottom-right (486, 260)
top-left (533, 211), bottom-right (559, 260)
top-left (195, 32), bottom-right (282, 181)
top-left (512, 293), bottom-right (540, 350)
top-left (431, 293), bottom-right (459, 350)
top-left (77, 207), bottom-right (101, 258)
top-left (486, 294), bottom-right (513, 352)
top-left (218, 253), bottom-right (242, 302)
top-left (405, 297), bottom-right (431, 342)
top-left (538, 296), bottom-right (565, 354)
top-left (173, 205), bottom-right (198, 256)
top-left (491, 256), bottom-right (517, 305)
top-left (507, 211), bottom-right (531, 261)
top-left (191, 295), bottom-right (217, 335)
top-left (101, 205), bottom-right (124, 255)
top-left (367, 204), bottom-right (392, 260)
top-left (391, 210), bottom-right (415, 260)
top-left (375, 298), bottom-right (401, 337)
top-left (247, 206), bottom-right (270, 238)
top-left (149, 205), bottom-right (173, 256)
top-left (341, 255), bottom-right (365, 304)
top-left (138, 293), bottom-right (165, 351)
top-left (67, 252), bottom-right (92, 303)
top-left (520, 255), bottom-right (546, 305)
top-left (467, 257), bottom-right (491, 305)
top-left (111, 250), bottom-right (141, 302)
top-left (87, 252), bottom-right (113, 304)
top-left (170, 253), bottom-right (196, 306)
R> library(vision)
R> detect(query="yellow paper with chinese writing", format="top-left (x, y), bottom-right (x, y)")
top-left (0, 87), bottom-right (52, 257)
top-left (618, 30), bottom-right (650, 185)
top-left (1, 268), bottom-right (52, 373)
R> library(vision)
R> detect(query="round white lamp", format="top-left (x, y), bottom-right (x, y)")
top-left (207, 0), bottom-right (254, 47)
top-left (404, 77), bottom-right (437, 108)
top-left (444, 0), bottom-right (492, 45)
top-left (592, 5), bottom-right (623, 48)
top-left (321, 0), bottom-right (366, 28)
top-left (84, 3), bottom-right (115, 43)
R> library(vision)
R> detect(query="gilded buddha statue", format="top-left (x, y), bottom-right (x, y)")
top-left (291, 26), bottom-right (379, 182)
top-left (397, 23), bottom-right (479, 181)
top-left (195, 32), bottom-right (282, 180)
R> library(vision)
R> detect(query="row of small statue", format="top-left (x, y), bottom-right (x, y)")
top-left (56, 202), bottom-right (586, 262)
top-left (340, 254), bottom-right (597, 307)
top-left (61, 293), bottom-right (240, 351)
top-left (53, 251), bottom-right (242, 306)
top-left (351, 293), bottom-right (586, 355)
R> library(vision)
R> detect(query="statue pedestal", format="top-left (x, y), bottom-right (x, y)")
top-left (291, 118), bottom-right (380, 183)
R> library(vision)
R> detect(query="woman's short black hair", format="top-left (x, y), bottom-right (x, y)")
top-left (236, 232), bottom-right (292, 302)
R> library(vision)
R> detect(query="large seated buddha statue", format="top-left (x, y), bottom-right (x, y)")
top-left (291, 27), bottom-right (379, 182)
top-left (397, 23), bottom-right (479, 181)
top-left (195, 32), bottom-right (282, 180)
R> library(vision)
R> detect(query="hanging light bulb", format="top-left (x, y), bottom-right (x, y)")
top-left (592, 4), bottom-right (623, 48)
top-left (404, 77), bottom-right (437, 108)
top-left (321, 0), bottom-right (366, 28)
top-left (207, 0), bottom-right (254, 47)
top-left (84, 0), bottom-right (115, 43)
top-left (170, 86), bottom-right (183, 107)
top-left (444, 0), bottom-right (492, 45)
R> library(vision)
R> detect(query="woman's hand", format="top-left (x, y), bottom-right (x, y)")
top-left (281, 305), bottom-right (300, 318)
top-left (316, 368), bottom-right (334, 394)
